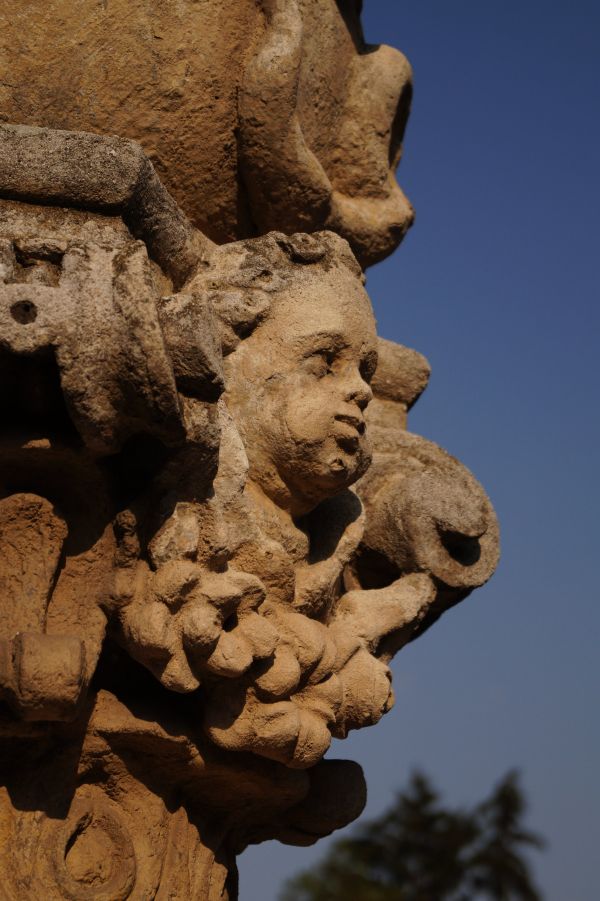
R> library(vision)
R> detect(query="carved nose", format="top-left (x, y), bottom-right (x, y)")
top-left (348, 379), bottom-right (373, 410)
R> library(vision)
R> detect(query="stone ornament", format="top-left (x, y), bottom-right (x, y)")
top-left (0, 0), bottom-right (413, 267)
top-left (0, 6), bottom-right (499, 898)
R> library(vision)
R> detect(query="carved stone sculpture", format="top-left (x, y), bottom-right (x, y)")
top-left (0, 0), bottom-right (413, 267)
top-left (0, 5), bottom-right (499, 898)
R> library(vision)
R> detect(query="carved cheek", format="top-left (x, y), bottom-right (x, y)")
top-left (283, 384), bottom-right (335, 447)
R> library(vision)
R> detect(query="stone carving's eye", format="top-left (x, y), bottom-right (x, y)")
top-left (306, 348), bottom-right (336, 378)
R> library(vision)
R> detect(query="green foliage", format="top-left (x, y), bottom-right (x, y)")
top-left (280, 771), bottom-right (545, 901)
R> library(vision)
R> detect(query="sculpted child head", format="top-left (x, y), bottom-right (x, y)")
top-left (194, 232), bottom-right (378, 517)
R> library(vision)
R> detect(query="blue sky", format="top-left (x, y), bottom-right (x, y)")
top-left (240, 3), bottom-right (600, 898)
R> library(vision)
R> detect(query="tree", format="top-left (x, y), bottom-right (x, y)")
top-left (280, 771), bottom-right (545, 901)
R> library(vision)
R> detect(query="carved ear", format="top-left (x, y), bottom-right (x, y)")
top-left (196, 235), bottom-right (287, 353)
top-left (210, 289), bottom-right (272, 355)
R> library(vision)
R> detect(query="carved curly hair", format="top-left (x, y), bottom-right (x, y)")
top-left (187, 231), bottom-right (363, 355)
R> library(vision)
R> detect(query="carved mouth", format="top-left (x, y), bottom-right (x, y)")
top-left (335, 414), bottom-right (365, 434)
top-left (334, 414), bottom-right (365, 453)
top-left (336, 435), bottom-right (359, 453)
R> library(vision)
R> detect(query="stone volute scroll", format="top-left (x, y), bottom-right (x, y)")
top-left (0, 4), bottom-right (499, 899)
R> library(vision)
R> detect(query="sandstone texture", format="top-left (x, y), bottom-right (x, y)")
top-left (0, 6), bottom-right (499, 899)
top-left (0, 0), bottom-right (413, 268)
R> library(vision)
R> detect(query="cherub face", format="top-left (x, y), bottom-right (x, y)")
top-left (224, 267), bottom-right (378, 515)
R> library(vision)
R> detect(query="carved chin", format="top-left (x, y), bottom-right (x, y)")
top-left (277, 444), bottom-right (369, 512)
top-left (324, 440), bottom-right (372, 489)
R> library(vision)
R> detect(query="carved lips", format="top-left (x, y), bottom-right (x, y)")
top-left (334, 412), bottom-right (367, 453)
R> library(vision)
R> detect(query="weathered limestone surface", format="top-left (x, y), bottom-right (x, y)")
top-left (0, 6), bottom-right (499, 899)
top-left (0, 0), bottom-right (413, 268)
